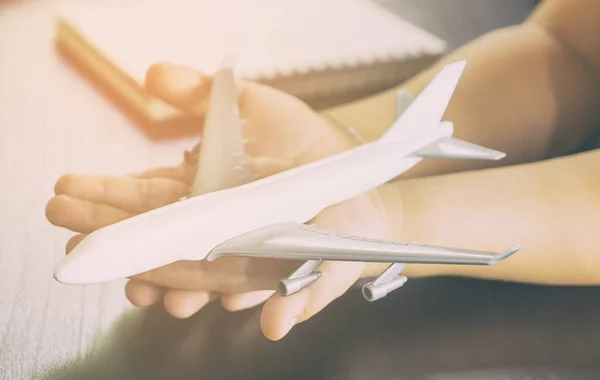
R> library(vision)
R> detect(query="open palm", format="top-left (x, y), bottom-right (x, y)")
top-left (46, 63), bottom-right (396, 340)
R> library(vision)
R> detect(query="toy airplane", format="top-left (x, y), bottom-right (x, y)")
top-left (53, 58), bottom-right (520, 302)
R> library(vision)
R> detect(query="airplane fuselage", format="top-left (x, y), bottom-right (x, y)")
top-left (54, 125), bottom-right (450, 284)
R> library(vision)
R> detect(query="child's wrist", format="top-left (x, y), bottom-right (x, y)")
top-left (362, 181), bottom-right (452, 280)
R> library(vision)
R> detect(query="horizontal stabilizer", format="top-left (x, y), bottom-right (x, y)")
top-left (208, 223), bottom-right (520, 266)
top-left (395, 89), bottom-right (414, 118)
top-left (414, 136), bottom-right (506, 160)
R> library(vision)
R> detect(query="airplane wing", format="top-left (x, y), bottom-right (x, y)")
top-left (207, 223), bottom-right (519, 265)
top-left (191, 56), bottom-right (255, 196)
top-left (209, 222), bottom-right (519, 300)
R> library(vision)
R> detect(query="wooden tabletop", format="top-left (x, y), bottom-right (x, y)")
top-left (3, 1), bottom-right (598, 380)
top-left (0, 1), bottom-right (197, 378)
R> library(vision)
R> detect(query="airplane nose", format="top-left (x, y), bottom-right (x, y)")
top-left (53, 239), bottom-right (114, 284)
top-left (52, 227), bottom-right (185, 285)
top-left (53, 254), bottom-right (90, 284)
top-left (52, 231), bottom-right (136, 284)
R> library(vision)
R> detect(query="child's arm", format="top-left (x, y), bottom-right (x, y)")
top-left (323, 0), bottom-right (600, 178)
top-left (366, 148), bottom-right (600, 286)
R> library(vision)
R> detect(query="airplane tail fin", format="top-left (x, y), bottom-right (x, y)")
top-left (380, 60), bottom-right (466, 143)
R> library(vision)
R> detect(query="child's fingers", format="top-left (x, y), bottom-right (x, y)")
top-left (54, 174), bottom-right (189, 215)
top-left (66, 234), bottom-right (87, 254)
top-left (133, 165), bottom-right (191, 183)
top-left (221, 291), bottom-right (275, 312)
top-left (132, 143), bottom-right (199, 186)
top-left (260, 261), bottom-right (365, 341)
top-left (133, 257), bottom-right (295, 293)
top-left (144, 63), bottom-right (214, 117)
top-left (125, 279), bottom-right (165, 307)
top-left (144, 63), bottom-right (247, 119)
top-left (46, 195), bottom-right (133, 233)
top-left (163, 289), bottom-right (220, 318)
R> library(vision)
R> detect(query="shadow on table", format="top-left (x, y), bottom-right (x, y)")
top-left (40, 277), bottom-right (600, 380)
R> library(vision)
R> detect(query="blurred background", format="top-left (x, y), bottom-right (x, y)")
top-left (8, 1), bottom-right (600, 380)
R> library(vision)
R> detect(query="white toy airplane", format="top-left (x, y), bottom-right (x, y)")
top-left (54, 58), bottom-right (520, 302)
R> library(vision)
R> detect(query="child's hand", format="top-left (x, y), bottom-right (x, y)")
top-left (45, 63), bottom-right (398, 340)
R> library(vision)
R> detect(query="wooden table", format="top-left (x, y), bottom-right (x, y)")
top-left (0, 1), bottom-right (197, 378)
top-left (3, 1), bottom-right (599, 379)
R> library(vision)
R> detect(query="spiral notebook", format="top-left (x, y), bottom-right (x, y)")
top-left (54, 0), bottom-right (446, 124)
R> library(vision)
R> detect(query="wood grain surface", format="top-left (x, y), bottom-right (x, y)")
top-left (0, 2), bottom-right (197, 378)
top-left (6, 2), bottom-right (597, 380)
